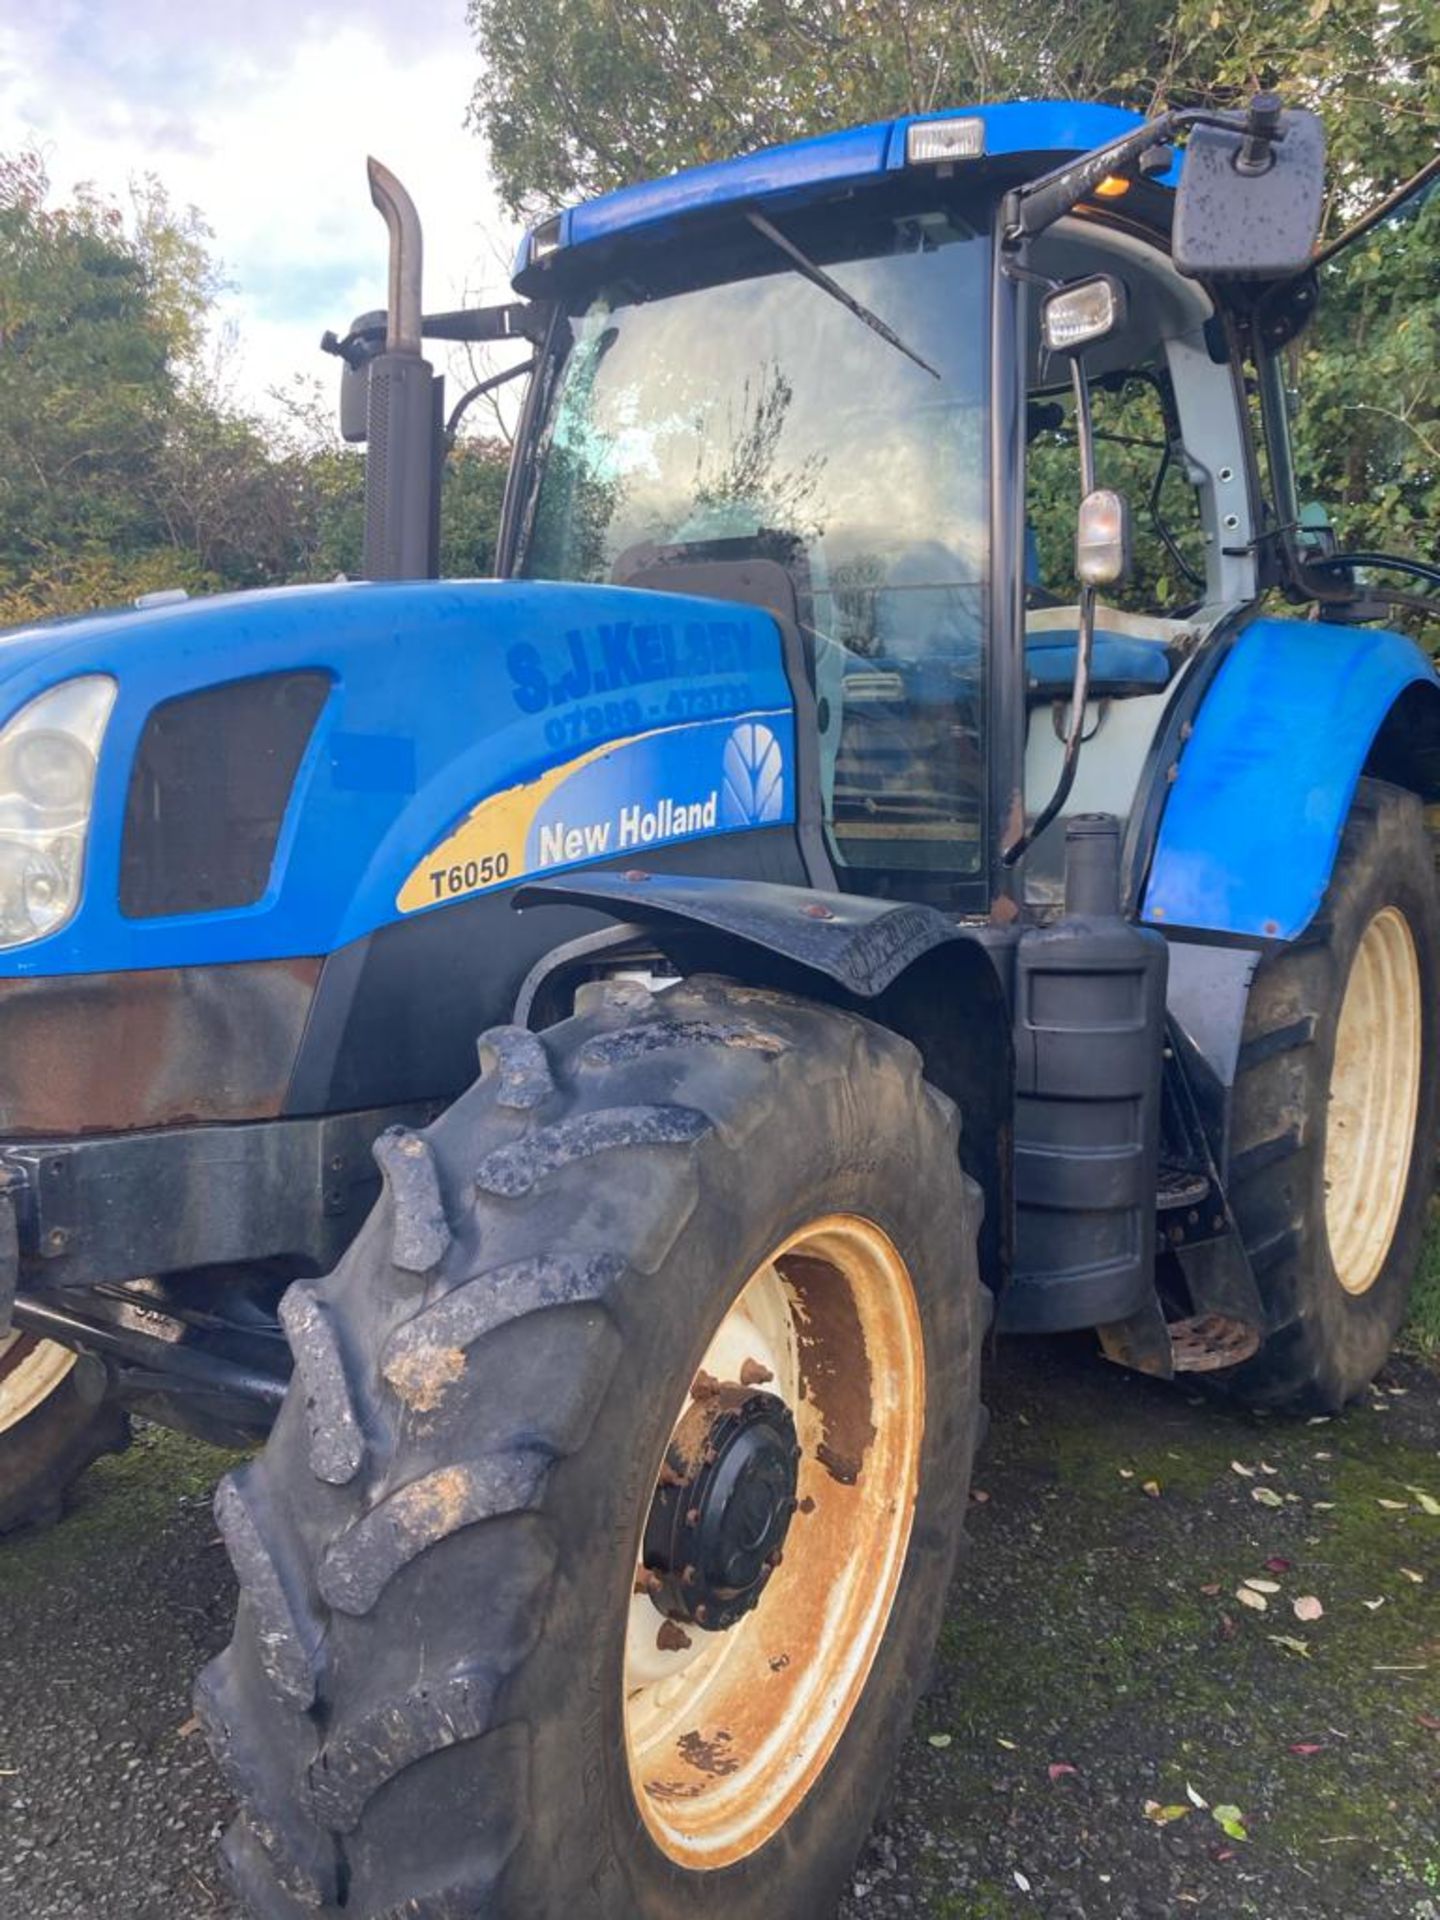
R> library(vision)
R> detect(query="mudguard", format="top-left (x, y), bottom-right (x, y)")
top-left (1142, 617), bottom-right (1440, 941)
top-left (516, 869), bottom-right (974, 997)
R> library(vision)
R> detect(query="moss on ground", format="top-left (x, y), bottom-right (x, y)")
top-left (899, 1335), bottom-right (1440, 1917)
top-left (0, 1421), bottom-right (244, 1598)
top-left (1400, 1199), bottom-right (1440, 1362)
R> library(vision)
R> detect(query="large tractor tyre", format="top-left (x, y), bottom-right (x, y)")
top-left (1222, 777), bottom-right (1440, 1411)
top-left (199, 976), bottom-right (984, 1920)
top-left (0, 1334), bottom-right (128, 1533)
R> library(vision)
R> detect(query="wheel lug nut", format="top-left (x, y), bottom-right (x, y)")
top-left (686, 1507), bottom-right (701, 1527)
top-left (681, 1564), bottom-right (698, 1587)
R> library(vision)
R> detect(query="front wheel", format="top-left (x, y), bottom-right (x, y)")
top-left (200, 976), bottom-right (984, 1920)
top-left (0, 1332), bottom-right (127, 1533)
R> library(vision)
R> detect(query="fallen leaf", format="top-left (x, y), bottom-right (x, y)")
top-left (1013, 1869), bottom-right (1032, 1893)
top-left (1288, 1742), bottom-right (1325, 1756)
top-left (1269, 1635), bottom-right (1312, 1658)
top-left (1185, 1782), bottom-right (1209, 1808)
top-left (1200, 1582), bottom-right (1222, 1597)
top-left (1119, 1467), bottom-right (1135, 1479)
top-left (1312, 1501), bottom-right (1337, 1511)
top-left (1306, 1416), bottom-right (1331, 1425)
top-left (1244, 1578), bottom-right (1281, 1594)
top-left (1405, 1486), bottom-right (1440, 1517)
top-left (1265, 1557), bottom-right (1293, 1574)
top-left (1293, 1595), bottom-right (1324, 1622)
top-left (1362, 1598), bottom-right (1386, 1612)
top-left (1236, 1587), bottom-right (1269, 1612)
top-left (1213, 1804), bottom-right (1249, 1842)
top-left (1313, 1451), bottom-right (1333, 1461)
top-left (176, 1716), bottom-right (202, 1740)
top-left (1144, 1801), bottom-right (1193, 1826)
top-left (1401, 1568), bottom-right (1425, 1584)
top-left (1142, 1480), bottom-right (1162, 1499)
top-left (997, 1737), bottom-right (1017, 1750)
top-left (1417, 1713), bottom-right (1440, 1732)
top-left (927, 1733), bottom-right (953, 1749)
top-left (1231, 1460), bottom-right (1255, 1478)
top-left (1258, 1461), bottom-right (1279, 1475)
top-left (1252, 1487), bottom-right (1284, 1508)
top-left (1048, 1763), bottom-right (1077, 1781)
top-left (1377, 1498), bottom-right (1408, 1510)
top-left (970, 1488), bottom-right (990, 1504)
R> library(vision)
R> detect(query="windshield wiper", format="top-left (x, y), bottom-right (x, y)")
top-left (744, 209), bottom-right (941, 381)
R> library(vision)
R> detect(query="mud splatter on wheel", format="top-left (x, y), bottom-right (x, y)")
top-left (200, 978), bottom-right (984, 1919)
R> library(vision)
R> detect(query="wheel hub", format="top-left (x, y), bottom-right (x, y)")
top-left (642, 1383), bottom-right (800, 1631)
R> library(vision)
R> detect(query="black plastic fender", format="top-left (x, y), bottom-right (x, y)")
top-left (516, 870), bottom-right (1018, 1291)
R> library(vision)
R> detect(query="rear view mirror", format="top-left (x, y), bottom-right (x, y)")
top-left (1173, 98), bottom-right (1325, 280)
top-left (339, 360), bottom-right (370, 444)
top-left (321, 309), bottom-right (387, 445)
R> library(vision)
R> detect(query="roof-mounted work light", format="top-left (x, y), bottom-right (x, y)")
top-left (906, 118), bottom-right (986, 165)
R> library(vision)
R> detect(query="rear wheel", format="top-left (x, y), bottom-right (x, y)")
top-left (0, 1331), bottom-right (128, 1533)
top-left (199, 976), bottom-right (984, 1919)
top-left (1223, 779), bottom-right (1440, 1409)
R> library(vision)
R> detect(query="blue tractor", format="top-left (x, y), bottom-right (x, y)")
top-left (1, 94), bottom-right (1437, 1918)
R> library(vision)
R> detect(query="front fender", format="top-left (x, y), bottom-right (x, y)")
top-left (516, 869), bottom-right (1018, 1288)
top-left (1142, 617), bottom-right (1440, 941)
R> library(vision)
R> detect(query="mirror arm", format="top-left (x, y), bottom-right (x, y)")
top-left (1310, 152), bottom-right (1440, 270)
top-left (444, 358), bottom-right (536, 446)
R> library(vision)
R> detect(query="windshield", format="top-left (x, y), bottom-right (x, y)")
top-left (518, 202), bottom-right (991, 897)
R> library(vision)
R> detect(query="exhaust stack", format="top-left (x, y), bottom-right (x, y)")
top-left (362, 159), bottom-right (441, 580)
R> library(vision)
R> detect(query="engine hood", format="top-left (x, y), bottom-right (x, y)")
top-left (0, 579), bottom-right (796, 977)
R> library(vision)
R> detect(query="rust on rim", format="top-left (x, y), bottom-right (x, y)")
top-left (623, 1213), bottom-right (926, 1868)
top-left (1325, 905), bottom-right (1423, 1296)
top-left (0, 1331), bottom-right (77, 1434)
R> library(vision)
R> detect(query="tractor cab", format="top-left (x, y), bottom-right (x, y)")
top-left (474, 100), bottom-right (1311, 914)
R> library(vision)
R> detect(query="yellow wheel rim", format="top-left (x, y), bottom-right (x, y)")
top-left (623, 1213), bottom-right (925, 1869)
top-left (1324, 905), bottom-right (1423, 1296)
top-left (0, 1332), bottom-right (77, 1435)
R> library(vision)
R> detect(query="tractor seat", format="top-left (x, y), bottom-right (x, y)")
top-left (1024, 626), bottom-right (1176, 701)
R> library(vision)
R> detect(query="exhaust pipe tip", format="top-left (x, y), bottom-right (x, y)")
top-left (367, 156), bottom-right (423, 356)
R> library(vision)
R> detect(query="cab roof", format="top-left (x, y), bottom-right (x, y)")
top-left (512, 99), bottom-right (1178, 290)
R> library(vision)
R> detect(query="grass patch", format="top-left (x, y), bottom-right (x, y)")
top-left (1399, 1198), bottom-right (1440, 1362)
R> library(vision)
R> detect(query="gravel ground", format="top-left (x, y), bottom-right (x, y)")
top-left (1, 1334), bottom-right (1438, 1920)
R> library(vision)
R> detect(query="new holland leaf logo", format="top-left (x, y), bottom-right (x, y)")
top-left (723, 722), bottom-right (785, 827)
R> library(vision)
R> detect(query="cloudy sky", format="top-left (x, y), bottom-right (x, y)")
top-left (0, 1), bottom-right (523, 412)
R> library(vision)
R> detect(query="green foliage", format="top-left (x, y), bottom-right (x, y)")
top-left (467, 0), bottom-right (1179, 219)
top-left (468, 0), bottom-right (1438, 628)
top-left (0, 153), bottom-right (510, 626)
top-left (468, 0), bottom-right (1435, 221)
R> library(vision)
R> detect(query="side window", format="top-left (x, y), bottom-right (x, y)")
top-left (1286, 176), bottom-right (1438, 580)
top-left (1025, 369), bottom-right (1207, 617)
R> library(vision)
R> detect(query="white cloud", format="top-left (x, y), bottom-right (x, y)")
top-left (0, 4), bottom-right (523, 415)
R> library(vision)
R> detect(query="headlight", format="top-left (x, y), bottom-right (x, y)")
top-left (0, 676), bottom-right (116, 949)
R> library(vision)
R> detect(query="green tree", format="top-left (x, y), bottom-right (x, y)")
top-left (467, 0), bottom-right (1435, 221)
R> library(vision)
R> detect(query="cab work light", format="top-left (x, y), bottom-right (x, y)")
top-left (1076, 488), bottom-right (1133, 588)
top-left (1040, 274), bottom-right (1128, 354)
top-left (906, 118), bottom-right (986, 164)
top-left (0, 675), bottom-right (116, 950)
